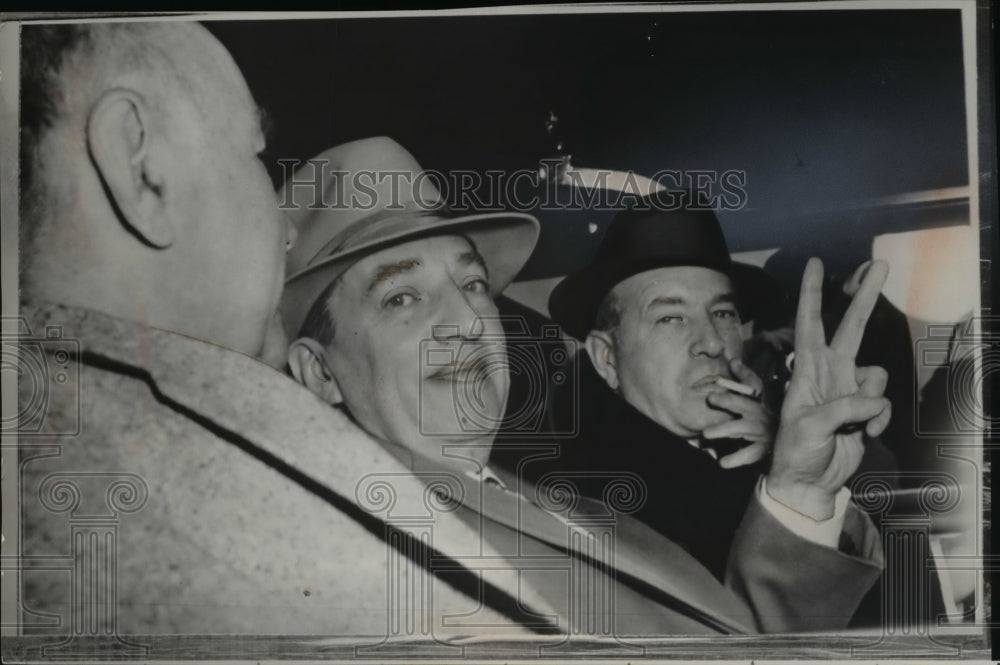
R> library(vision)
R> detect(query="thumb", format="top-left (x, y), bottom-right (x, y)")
top-left (811, 395), bottom-right (890, 434)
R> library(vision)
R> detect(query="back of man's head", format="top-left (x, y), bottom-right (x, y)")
top-left (20, 22), bottom-right (292, 357)
top-left (22, 24), bottom-right (192, 250)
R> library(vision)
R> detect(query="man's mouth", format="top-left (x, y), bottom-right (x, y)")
top-left (690, 373), bottom-right (726, 391)
top-left (428, 357), bottom-right (492, 384)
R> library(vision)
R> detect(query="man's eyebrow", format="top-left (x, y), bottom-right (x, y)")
top-left (458, 250), bottom-right (489, 277)
top-left (710, 292), bottom-right (738, 306)
top-left (646, 296), bottom-right (684, 311)
top-left (645, 292), bottom-right (737, 311)
top-left (367, 259), bottom-right (422, 294)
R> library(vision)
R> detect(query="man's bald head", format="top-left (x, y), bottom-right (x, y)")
top-left (19, 22), bottom-right (294, 358)
top-left (21, 23), bottom-right (249, 240)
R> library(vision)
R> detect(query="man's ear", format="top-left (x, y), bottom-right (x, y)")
top-left (585, 330), bottom-right (620, 392)
top-left (87, 88), bottom-right (173, 248)
top-left (288, 338), bottom-right (344, 406)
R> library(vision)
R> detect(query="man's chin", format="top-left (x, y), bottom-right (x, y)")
top-left (685, 405), bottom-right (735, 435)
top-left (407, 432), bottom-right (496, 470)
top-left (410, 405), bottom-right (501, 455)
top-left (424, 391), bottom-right (505, 437)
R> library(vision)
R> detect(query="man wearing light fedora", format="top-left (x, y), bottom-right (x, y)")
top-left (282, 138), bottom-right (888, 635)
top-left (15, 23), bottom-right (546, 638)
top-left (548, 198), bottom-right (892, 586)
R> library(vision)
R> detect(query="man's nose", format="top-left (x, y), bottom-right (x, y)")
top-left (689, 316), bottom-right (725, 357)
top-left (431, 285), bottom-right (488, 342)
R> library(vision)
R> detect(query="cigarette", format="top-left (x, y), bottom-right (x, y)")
top-left (714, 377), bottom-right (761, 399)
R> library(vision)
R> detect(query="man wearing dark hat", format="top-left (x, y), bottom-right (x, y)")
top-left (548, 198), bottom-right (893, 580)
top-left (283, 143), bottom-right (889, 635)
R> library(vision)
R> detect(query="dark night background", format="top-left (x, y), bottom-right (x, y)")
top-left (207, 9), bottom-right (969, 284)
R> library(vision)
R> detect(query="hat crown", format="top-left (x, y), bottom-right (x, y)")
top-left (282, 137), bottom-right (446, 276)
top-left (594, 206), bottom-right (733, 277)
top-left (548, 200), bottom-right (780, 341)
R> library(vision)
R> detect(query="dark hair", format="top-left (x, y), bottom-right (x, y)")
top-left (19, 25), bottom-right (92, 252)
top-left (593, 289), bottom-right (622, 338)
top-left (297, 277), bottom-right (340, 347)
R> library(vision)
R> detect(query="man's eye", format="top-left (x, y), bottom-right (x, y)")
top-left (713, 309), bottom-right (739, 320)
top-left (657, 315), bottom-right (683, 324)
top-left (463, 278), bottom-right (490, 294)
top-left (384, 292), bottom-right (419, 308)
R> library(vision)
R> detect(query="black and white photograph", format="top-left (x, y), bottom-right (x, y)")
top-left (0, 4), bottom-right (994, 663)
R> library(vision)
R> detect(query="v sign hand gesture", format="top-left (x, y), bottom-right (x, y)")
top-left (766, 258), bottom-right (892, 521)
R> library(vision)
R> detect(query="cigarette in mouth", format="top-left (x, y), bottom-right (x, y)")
top-left (714, 377), bottom-right (761, 399)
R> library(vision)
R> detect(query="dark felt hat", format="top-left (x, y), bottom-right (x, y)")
top-left (548, 200), bottom-right (782, 340)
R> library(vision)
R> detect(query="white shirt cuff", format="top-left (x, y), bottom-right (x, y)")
top-left (757, 477), bottom-right (851, 549)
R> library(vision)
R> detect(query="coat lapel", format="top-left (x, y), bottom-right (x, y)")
top-left (476, 465), bottom-right (757, 633)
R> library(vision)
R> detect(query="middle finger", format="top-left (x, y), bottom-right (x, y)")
top-left (706, 390), bottom-right (768, 418)
top-left (830, 260), bottom-right (889, 358)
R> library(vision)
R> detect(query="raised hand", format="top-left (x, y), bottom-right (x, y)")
top-left (766, 258), bottom-right (892, 520)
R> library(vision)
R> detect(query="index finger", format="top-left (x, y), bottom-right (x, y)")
top-left (830, 260), bottom-right (889, 357)
top-left (727, 354), bottom-right (764, 392)
top-left (794, 257), bottom-right (825, 355)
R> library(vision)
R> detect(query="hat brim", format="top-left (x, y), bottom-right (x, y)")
top-left (281, 212), bottom-right (540, 339)
top-left (549, 260), bottom-right (785, 341)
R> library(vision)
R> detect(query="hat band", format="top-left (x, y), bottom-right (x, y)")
top-left (305, 205), bottom-right (453, 268)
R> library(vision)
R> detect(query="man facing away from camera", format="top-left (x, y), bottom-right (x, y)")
top-left (282, 137), bottom-right (891, 635)
top-left (16, 22), bottom-right (559, 637)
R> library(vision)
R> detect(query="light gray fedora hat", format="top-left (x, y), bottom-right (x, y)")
top-left (280, 137), bottom-right (540, 337)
